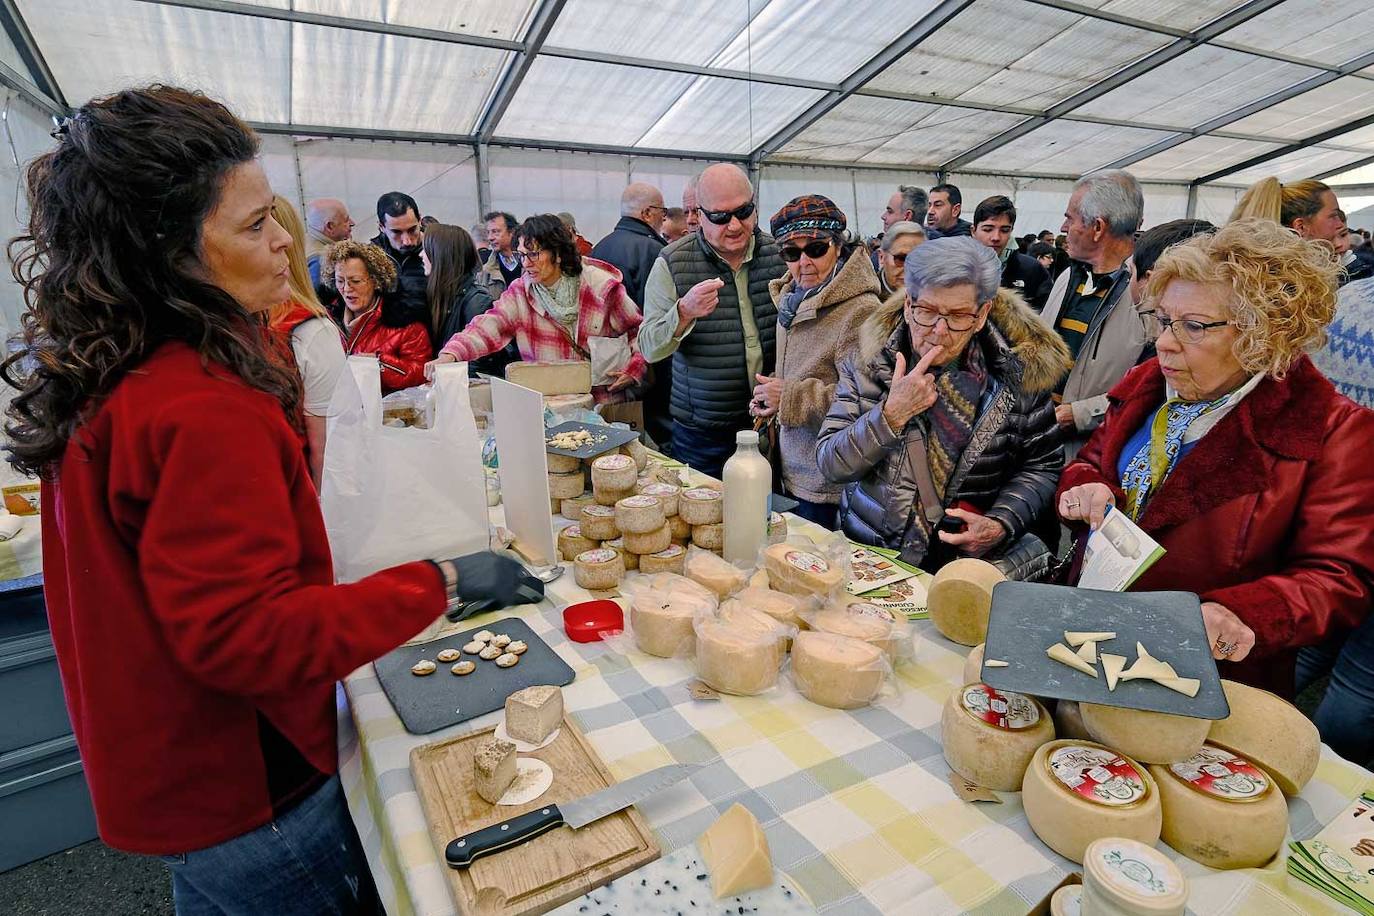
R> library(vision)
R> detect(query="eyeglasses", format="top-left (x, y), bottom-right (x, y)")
top-left (779, 239), bottom-right (833, 262)
top-left (697, 201), bottom-right (757, 225)
top-left (515, 249), bottom-right (545, 263)
top-left (907, 301), bottom-right (981, 332)
top-left (892, 253), bottom-right (909, 265)
top-left (1144, 312), bottom-right (1231, 344)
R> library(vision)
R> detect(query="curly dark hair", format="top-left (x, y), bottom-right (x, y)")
top-left (515, 214), bottom-right (582, 278)
top-left (2, 85), bottom-right (303, 478)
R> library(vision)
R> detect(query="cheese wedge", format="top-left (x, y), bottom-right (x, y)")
top-left (1101, 653), bottom-right (1127, 691)
top-left (1048, 642), bottom-right (1097, 677)
top-left (1157, 677), bottom-right (1201, 698)
top-left (1076, 641), bottom-right (1097, 664)
top-left (698, 803), bottom-right (773, 898)
top-left (1065, 631), bottom-right (1116, 647)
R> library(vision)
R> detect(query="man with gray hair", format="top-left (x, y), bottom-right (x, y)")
top-left (682, 173), bottom-right (701, 234)
top-left (591, 182), bottom-right (668, 307)
top-left (304, 197), bottom-right (354, 285)
top-left (878, 221), bottom-right (926, 298)
top-left (1038, 169), bottom-right (1145, 456)
top-left (882, 185), bottom-right (928, 232)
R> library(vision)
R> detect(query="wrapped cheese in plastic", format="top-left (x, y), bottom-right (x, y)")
top-left (791, 630), bottom-right (890, 709)
top-left (693, 604), bottom-right (791, 696)
top-left (683, 545), bottom-right (748, 599)
top-left (808, 598), bottom-right (910, 662)
top-left (721, 587), bottom-right (814, 651)
top-left (621, 572), bottom-right (718, 658)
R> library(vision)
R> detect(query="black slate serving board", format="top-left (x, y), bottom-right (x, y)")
top-left (375, 617), bottom-right (575, 734)
top-left (979, 582), bottom-right (1229, 720)
top-left (544, 421), bottom-right (640, 459)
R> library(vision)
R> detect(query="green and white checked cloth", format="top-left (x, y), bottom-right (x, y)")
top-left (338, 513), bottom-right (1374, 916)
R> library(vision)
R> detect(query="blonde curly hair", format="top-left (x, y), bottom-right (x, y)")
top-left (320, 240), bottom-right (398, 293)
top-left (1143, 217), bottom-right (1337, 379)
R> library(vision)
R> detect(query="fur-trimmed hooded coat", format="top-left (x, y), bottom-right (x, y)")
top-left (816, 288), bottom-right (1071, 568)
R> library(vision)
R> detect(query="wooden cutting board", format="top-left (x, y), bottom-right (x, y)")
top-left (411, 716), bottom-right (660, 916)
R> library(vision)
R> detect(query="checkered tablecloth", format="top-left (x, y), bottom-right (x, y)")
top-left (338, 513), bottom-right (1374, 916)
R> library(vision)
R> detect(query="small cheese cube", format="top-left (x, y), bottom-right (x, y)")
top-left (697, 803), bottom-right (773, 898)
top-left (505, 684), bottom-right (563, 744)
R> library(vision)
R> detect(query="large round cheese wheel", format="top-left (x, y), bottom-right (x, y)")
top-left (1208, 679), bottom-right (1319, 796)
top-left (811, 601), bottom-right (902, 660)
top-left (963, 643), bottom-right (985, 685)
top-left (941, 684), bottom-right (1054, 791)
top-left (628, 573), bottom-right (715, 657)
top-left (695, 611), bottom-right (783, 695)
top-left (560, 494), bottom-right (595, 521)
top-left (731, 587), bottom-right (808, 631)
top-left (792, 631), bottom-right (887, 709)
top-left (1080, 703), bottom-right (1210, 765)
top-left (623, 523), bottom-right (671, 555)
top-left (927, 558), bottom-right (1006, 646)
top-left (1022, 740), bottom-right (1162, 864)
top-left (1148, 743), bottom-right (1288, 870)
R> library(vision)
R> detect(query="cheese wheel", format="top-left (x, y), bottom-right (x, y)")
top-left (811, 601), bottom-right (902, 660)
top-left (695, 611), bottom-right (783, 695)
top-left (560, 494), bottom-right (595, 521)
top-left (549, 495), bottom-right (562, 514)
top-left (615, 494), bottom-right (666, 534)
top-left (1207, 679), bottom-right (1319, 796)
top-left (767, 512), bottom-right (787, 545)
top-left (590, 453), bottom-right (637, 491)
top-left (1148, 744), bottom-right (1288, 869)
top-left (1082, 838), bottom-right (1188, 915)
top-left (963, 643), bottom-right (985, 685)
top-left (604, 539), bottom-right (639, 571)
top-left (546, 452), bottom-right (581, 474)
top-left (628, 572), bottom-right (716, 657)
top-left (594, 484), bottom-right (635, 506)
top-left (679, 487), bottom-right (724, 525)
top-left (731, 587), bottom-right (808, 631)
top-left (623, 523), bottom-right (671, 555)
top-left (762, 543), bottom-right (844, 597)
top-left (639, 482), bottom-right (680, 517)
top-left (684, 548), bottom-right (746, 599)
top-left (1053, 700), bottom-right (1093, 741)
top-left (692, 522), bottom-right (724, 551)
top-left (573, 547), bottom-right (623, 590)
top-left (941, 684), bottom-right (1054, 791)
top-left (506, 359), bottom-right (591, 395)
top-left (579, 504), bottom-right (620, 541)
top-left (669, 513), bottom-right (692, 539)
top-left (547, 469), bottom-right (586, 499)
top-left (1080, 703), bottom-right (1210, 765)
top-left (638, 544), bottom-right (686, 575)
top-left (927, 558), bottom-right (1006, 646)
top-left (558, 525), bottom-right (598, 562)
top-left (1022, 740), bottom-right (1162, 864)
top-left (793, 631), bottom-right (886, 709)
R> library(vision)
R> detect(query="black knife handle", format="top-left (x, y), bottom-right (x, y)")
top-left (445, 804), bottom-right (566, 868)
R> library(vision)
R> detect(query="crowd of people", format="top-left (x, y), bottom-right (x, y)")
top-left (9, 84), bottom-right (1374, 914)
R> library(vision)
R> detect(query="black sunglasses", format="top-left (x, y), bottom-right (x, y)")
top-left (697, 201), bottom-right (757, 225)
top-left (780, 239), bottom-right (833, 262)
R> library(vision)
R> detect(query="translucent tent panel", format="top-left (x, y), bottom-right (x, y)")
top-left (1322, 124), bottom-right (1374, 151)
top-left (774, 95), bottom-right (1026, 165)
top-left (17, 0), bottom-right (290, 121)
top-left (636, 79), bottom-right (823, 155)
top-left (1081, 0), bottom-right (1248, 30)
top-left (1327, 161), bottom-right (1374, 186)
top-left (546, 0), bottom-right (768, 72)
top-left (291, 24), bottom-right (510, 133)
top-left (757, 163), bottom-right (921, 237)
top-left (0, 96), bottom-right (65, 340)
top-left (0, 18), bottom-right (28, 81)
top-left (959, 120), bottom-right (1177, 175)
top-left (866, 0), bottom-right (1169, 112)
top-left (1223, 146), bottom-right (1373, 186)
top-left (1129, 135), bottom-right (1281, 181)
top-left (1225, 77), bottom-right (1374, 140)
top-left (1193, 184), bottom-right (1246, 223)
top-left (1220, 0), bottom-right (1374, 64)
top-left (1074, 46), bottom-right (1320, 130)
top-left (290, 0), bottom-right (536, 40)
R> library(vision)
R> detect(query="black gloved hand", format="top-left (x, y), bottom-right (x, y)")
top-left (442, 552), bottom-right (544, 620)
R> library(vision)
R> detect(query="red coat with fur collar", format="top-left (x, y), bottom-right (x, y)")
top-left (1059, 355), bottom-right (1374, 698)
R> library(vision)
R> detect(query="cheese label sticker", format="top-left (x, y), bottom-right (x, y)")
top-left (960, 684), bottom-right (1040, 730)
top-left (583, 505), bottom-right (615, 517)
top-left (785, 550), bottom-right (830, 573)
top-left (594, 454), bottom-right (633, 470)
top-left (847, 601), bottom-right (898, 624)
top-left (1169, 745), bottom-right (1269, 801)
top-left (641, 483), bottom-right (676, 495)
top-left (1094, 842), bottom-right (1184, 898)
top-left (619, 495), bottom-right (659, 508)
top-left (563, 525), bottom-right (583, 537)
top-left (578, 548), bottom-right (618, 564)
top-left (1047, 745), bottom-right (1148, 807)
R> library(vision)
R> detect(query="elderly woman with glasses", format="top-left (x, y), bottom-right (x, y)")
top-left (429, 213), bottom-right (647, 403)
top-left (1058, 219), bottom-right (1374, 699)
top-left (817, 236), bottom-right (1070, 575)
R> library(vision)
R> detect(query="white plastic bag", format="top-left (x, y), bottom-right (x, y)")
top-left (589, 335), bottom-right (631, 386)
top-left (320, 359), bottom-right (490, 582)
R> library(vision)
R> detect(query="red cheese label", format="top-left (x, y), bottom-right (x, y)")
top-left (960, 684), bottom-right (1041, 730)
top-left (847, 602), bottom-right (897, 624)
top-left (1168, 745), bottom-right (1269, 801)
top-left (1047, 745), bottom-right (1148, 807)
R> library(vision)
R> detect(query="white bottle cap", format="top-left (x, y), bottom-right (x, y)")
top-left (736, 430), bottom-right (760, 446)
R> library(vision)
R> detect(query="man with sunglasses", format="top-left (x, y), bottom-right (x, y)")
top-left (639, 164), bottom-right (784, 478)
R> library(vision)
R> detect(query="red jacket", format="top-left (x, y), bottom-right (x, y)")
top-left (1059, 356), bottom-right (1374, 697)
top-left (341, 302), bottom-right (431, 392)
top-left (42, 343), bottom-right (445, 854)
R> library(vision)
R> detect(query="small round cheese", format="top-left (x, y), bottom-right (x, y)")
top-left (623, 523), bottom-right (671, 555)
top-left (546, 452), bottom-right (581, 474)
top-left (695, 610), bottom-right (784, 695)
top-left (1148, 743), bottom-right (1288, 870)
top-left (1022, 740), bottom-right (1162, 864)
top-left (691, 522), bottom-right (724, 551)
top-left (560, 494), bottom-right (595, 521)
top-left (558, 525), bottom-right (598, 562)
top-left (593, 483), bottom-right (635, 507)
top-left (811, 601), bottom-right (902, 660)
top-left (1082, 837), bottom-right (1188, 915)
top-left (628, 572), bottom-right (716, 657)
top-left (547, 469), bottom-right (586, 500)
top-left (941, 684), bottom-right (1054, 791)
top-left (620, 437), bottom-right (649, 471)
top-left (590, 453), bottom-right (637, 491)
top-left (616, 494), bottom-right (666, 534)
top-left (573, 547), bottom-right (623, 590)
top-left (1208, 679), bottom-right (1319, 796)
top-left (762, 543), bottom-right (844, 597)
top-left (668, 513), bottom-right (692, 539)
top-left (927, 558), bottom-right (1006, 646)
top-left (579, 504), bottom-right (620, 541)
top-left (792, 631), bottom-right (887, 709)
top-left (639, 482), bottom-right (680, 517)
top-left (1080, 702), bottom-right (1210, 765)
top-left (678, 487), bottom-right (724, 525)
top-left (638, 544), bottom-right (686, 575)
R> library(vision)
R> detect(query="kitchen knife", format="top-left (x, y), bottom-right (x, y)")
top-left (445, 763), bottom-right (696, 868)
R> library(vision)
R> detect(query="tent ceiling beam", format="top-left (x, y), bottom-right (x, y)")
top-left (1195, 109), bottom-right (1374, 185)
top-left (748, 0), bottom-right (976, 163)
top-left (0, 59), bottom-right (64, 117)
top-left (474, 0), bottom-right (567, 143)
top-left (0, 0), bottom-right (65, 107)
top-left (940, 0), bottom-right (1289, 172)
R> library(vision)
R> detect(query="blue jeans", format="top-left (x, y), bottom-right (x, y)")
top-left (159, 776), bottom-right (380, 916)
top-left (788, 495), bottom-right (838, 531)
top-left (1296, 616), bottom-right (1374, 765)
top-left (670, 421), bottom-right (739, 480)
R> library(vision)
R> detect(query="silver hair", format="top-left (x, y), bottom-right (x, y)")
top-left (897, 185), bottom-right (929, 222)
top-left (1073, 169), bottom-right (1144, 238)
top-left (904, 236), bottom-right (1001, 304)
top-left (557, 211), bottom-right (577, 231)
top-left (620, 182), bottom-right (662, 217)
top-left (881, 220), bottom-right (926, 251)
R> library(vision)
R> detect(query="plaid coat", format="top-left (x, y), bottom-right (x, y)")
top-left (438, 258), bottom-right (647, 403)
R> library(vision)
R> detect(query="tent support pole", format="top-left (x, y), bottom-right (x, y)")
top-left (476, 143), bottom-right (492, 218)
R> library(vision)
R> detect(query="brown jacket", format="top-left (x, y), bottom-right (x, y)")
top-left (768, 252), bottom-right (882, 503)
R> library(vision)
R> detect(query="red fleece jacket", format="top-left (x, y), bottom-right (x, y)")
top-left (41, 343), bottom-right (445, 854)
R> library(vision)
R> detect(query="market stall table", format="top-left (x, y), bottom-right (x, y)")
top-left (338, 510), bottom-right (1374, 916)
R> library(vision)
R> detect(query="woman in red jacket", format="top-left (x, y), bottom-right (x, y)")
top-left (4, 86), bottom-right (540, 915)
top-left (322, 239), bottom-right (431, 391)
top-left (1058, 219), bottom-right (1374, 699)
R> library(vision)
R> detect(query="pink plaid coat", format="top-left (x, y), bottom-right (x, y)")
top-left (439, 258), bottom-right (647, 404)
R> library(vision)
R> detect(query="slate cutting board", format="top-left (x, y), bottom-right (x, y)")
top-left (375, 617), bottom-right (575, 734)
top-left (544, 421), bottom-right (640, 459)
top-left (978, 582), bottom-right (1230, 720)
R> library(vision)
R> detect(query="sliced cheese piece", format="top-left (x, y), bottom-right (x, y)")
top-left (694, 610), bottom-right (784, 695)
top-left (1101, 653), bottom-right (1127, 692)
top-left (1208, 679), bottom-right (1319, 796)
top-left (791, 631), bottom-right (886, 709)
top-left (762, 543), bottom-right (844, 598)
top-left (1076, 640), bottom-right (1097, 664)
top-left (1047, 642), bottom-right (1098, 677)
top-left (506, 359), bottom-right (592, 395)
top-left (985, 659), bottom-right (1009, 667)
top-left (941, 683), bottom-right (1055, 791)
top-left (1157, 677), bottom-right (1201, 698)
top-left (1021, 740), bottom-right (1162, 864)
top-left (767, 511), bottom-right (788, 545)
top-left (928, 558), bottom-right (1005, 646)
top-left (1119, 655), bottom-right (1178, 682)
top-left (573, 547), bottom-right (622, 591)
top-left (697, 803), bottom-right (773, 899)
top-left (683, 548), bottom-right (746, 599)
top-left (473, 736), bottom-right (517, 804)
top-left (505, 685), bottom-right (563, 744)
top-left (1065, 631), bottom-right (1116, 647)
top-left (1080, 703), bottom-right (1210, 765)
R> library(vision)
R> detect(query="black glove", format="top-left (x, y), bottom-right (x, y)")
top-left (441, 552), bottom-right (544, 621)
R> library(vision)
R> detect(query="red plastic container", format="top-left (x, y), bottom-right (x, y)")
top-left (562, 599), bottom-right (624, 642)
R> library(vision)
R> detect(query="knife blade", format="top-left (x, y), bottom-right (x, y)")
top-left (445, 763), bottom-right (696, 868)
